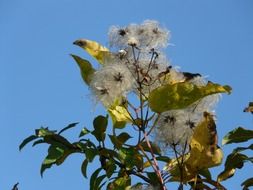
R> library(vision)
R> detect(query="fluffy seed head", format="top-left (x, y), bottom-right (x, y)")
top-left (108, 20), bottom-right (170, 50)
top-left (90, 64), bottom-right (135, 107)
top-left (155, 109), bottom-right (199, 150)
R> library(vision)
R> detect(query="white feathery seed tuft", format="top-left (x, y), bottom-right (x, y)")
top-left (90, 64), bottom-right (135, 107)
top-left (108, 20), bottom-right (170, 50)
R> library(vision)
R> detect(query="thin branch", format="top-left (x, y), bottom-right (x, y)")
top-left (172, 144), bottom-right (184, 189)
top-left (143, 132), bottom-right (166, 190)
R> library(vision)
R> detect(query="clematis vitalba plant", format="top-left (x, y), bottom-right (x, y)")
top-left (20, 20), bottom-right (232, 190)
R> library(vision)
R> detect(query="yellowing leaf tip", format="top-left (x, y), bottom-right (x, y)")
top-left (73, 39), bottom-right (109, 65)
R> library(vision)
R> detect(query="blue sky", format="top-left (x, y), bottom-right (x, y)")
top-left (1, 0), bottom-right (253, 189)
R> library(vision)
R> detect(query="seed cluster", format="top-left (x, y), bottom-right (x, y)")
top-left (89, 20), bottom-right (220, 152)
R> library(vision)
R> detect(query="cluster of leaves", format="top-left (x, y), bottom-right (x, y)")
top-left (218, 102), bottom-right (253, 190)
top-left (20, 115), bottom-right (172, 190)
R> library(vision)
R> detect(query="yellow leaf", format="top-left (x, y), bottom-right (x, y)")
top-left (165, 153), bottom-right (194, 182)
top-left (165, 112), bottom-right (223, 182)
top-left (148, 81), bottom-right (232, 113)
top-left (71, 54), bottom-right (95, 85)
top-left (73, 39), bottom-right (110, 64)
top-left (186, 112), bottom-right (223, 168)
top-left (108, 102), bottom-right (132, 128)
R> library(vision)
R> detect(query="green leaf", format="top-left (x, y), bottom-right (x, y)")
top-left (117, 133), bottom-right (132, 144)
top-left (43, 145), bottom-right (65, 165)
top-left (92, 115), bottom-right (108, 142)
top-left (85, 147), bottom-right (98, 162)
top-left (107, 176), bottom-right (131, 190)
top-left (242, 177), bottom-right (253, 190)
top-left (35, 127), bottom-right (56, 137)
top-left (55, 149), bottom-right (75, 166)
top-left (225, 152), bottom-right (249, 170)
top-left (233, 144), bottom-right (253, 153)
top-left (40, 163), bottom-right (53, 177)
top-left (32, 139), bottom-right (45, 147)
top-left (105, 159), bottom-right (116, 178)
top-left (109, 132), bottom-right (132, 149)
top-left (58, 122), bottom-right (79, 135)
top-left (98, 181), bottom-right (107, 190)
top-left (108, 135), bottom-right (118, 148)
top-left (99, 148), bottom-right (118, 159)
top-left (19, 135), bottom-right (38, 150)
top-left (37, 128), bottom-right (75, 148)
top-left (93, 115), bottom-right (108, 133)
top-left (222, 127), bottom-right (253, 145)
top-left (156, 156), bottom-right (171, 163)
top-left (43, 134), bottom-right (73, 149)
top-left (128, 183), bottom-right (143, 190)
top-left (79, 127), bottom-right (90, 137)
top-left (81, 159), bottom-right (89, 178)
top-left (94, 174), bottom-right (107, 190)
top-left (90, 168), bottom-right (102, 190)
top-left (78, 139), bottom-right (96, 149)
top-left (218, 152), bottom-right (251, 182)
top-left (147, 172), bottom-right (161, 186)
top-left (118, 147), bottom-right (143, 170)
top-left (39, 144), bottom-right (77, 176)
top-left (71, 54), bottom-right (95, 84)
top-left (199, 169), bottom-right (212, 180)
top-left (40, 145), bottom-right (65, 176)
top-left (148, 81), bottom-right (231, 113)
